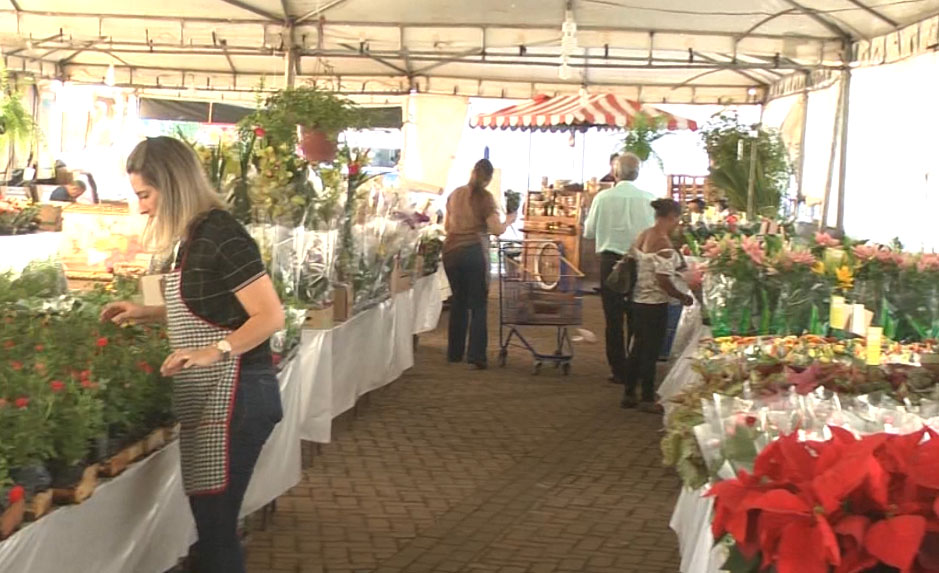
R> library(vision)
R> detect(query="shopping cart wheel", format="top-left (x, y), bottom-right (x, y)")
top-left (532, 361), bottom-right (542, 375)
top-left (562, 363), bottom-right (571, 376)
top-left (498, 349), bottom-right (508, 367)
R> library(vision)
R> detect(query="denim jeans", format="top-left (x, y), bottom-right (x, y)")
top-left (443, 243), bottom-right (489, 365)
top-left (188, 363), bottom-right (283, 573)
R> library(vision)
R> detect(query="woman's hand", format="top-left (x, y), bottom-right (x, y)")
top-left (160, 347), bottom-right (223, 377)
top-left (100, 301), bottom-right (145, 325)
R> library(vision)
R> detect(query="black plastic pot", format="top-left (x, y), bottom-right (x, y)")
top-left (49, 463), bottom-right (86, 489)
top-left (10, 465), bottom-right (52, 497)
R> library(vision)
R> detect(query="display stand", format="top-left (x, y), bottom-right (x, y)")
top-left (521, 187), bottom-right (584, 270)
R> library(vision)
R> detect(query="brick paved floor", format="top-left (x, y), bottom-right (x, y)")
top-left (245, 295), bottom-right (682, 573)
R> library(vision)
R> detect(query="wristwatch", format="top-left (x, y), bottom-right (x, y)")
top-left (215, 339), bottom-right (233, 361)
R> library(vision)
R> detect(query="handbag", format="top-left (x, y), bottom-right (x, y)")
top-left (604, 255), bottom-right (636, 295)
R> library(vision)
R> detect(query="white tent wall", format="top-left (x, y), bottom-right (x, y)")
top-left (842, 51), bottom-right (939, 251)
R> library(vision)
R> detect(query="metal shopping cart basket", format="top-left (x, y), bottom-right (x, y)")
top-left (496, 239), bottom-right (584, 375)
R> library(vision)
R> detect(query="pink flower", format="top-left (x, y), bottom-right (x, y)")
top-left (814, 232), bottom-right (841, 248)
top-left (917, 253), bottom-right (939, 273)
top-left (702, 238), bottom-right (722, 259)
top-left (779, 249), bottom-right (816, 269)
top-left (10, 361), bottom-right (22, 371)
top-left (740, 236), bottom-right (765, 266)
top-left (875, 247), bottom-right (895, 263)
top-left (853, 244), bottom-right (878, 261)
top-left (253, 127), bottom-right (266, 138)
top-left (683, 264), bottom-right (705, 290)
top-left (897, 253), bottom-right (914, 269)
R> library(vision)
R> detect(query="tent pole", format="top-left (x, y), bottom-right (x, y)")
top-left (834, 43), bottom-right (852, 233)
top-left (283, 22), bottom-right (297, 88)
top-left (795, 74), bottom-right (809, 212)
top-left (819, 73), bottom-right (844, 231)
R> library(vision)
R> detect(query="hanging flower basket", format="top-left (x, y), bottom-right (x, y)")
top-left (298, 125), bottom-right (337, 163)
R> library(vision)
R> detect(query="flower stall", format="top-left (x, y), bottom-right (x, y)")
top-left (661, 223), bottom-right (939, 572)
top-left (0, 84), bottom-right (447, 571)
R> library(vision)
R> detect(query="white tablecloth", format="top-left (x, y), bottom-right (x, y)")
top-left (671, 487), bottom-right (726, 573)
top-left (0, 271), bottom-right (444, 573)
top-left (0, 233), bottom-right (63, 274)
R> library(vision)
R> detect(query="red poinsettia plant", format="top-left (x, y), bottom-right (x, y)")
top-left (710, 426), bottom-right (939, 573)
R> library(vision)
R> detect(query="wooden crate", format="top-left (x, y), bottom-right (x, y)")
top-left (333, 284), bottom-right (353, 323)
top-left (668, 175), bottom-right (714, 204)
top-left (0, 499), bottom-right (24, 539)
top-left (52, 464), bottom-right (99, 505)
top-left (25, 490), bottom-right (53, 521)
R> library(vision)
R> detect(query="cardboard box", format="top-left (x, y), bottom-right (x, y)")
top-left (303, 305), bottom-right (335, 330)
top-left (333, 284), bottom-right (353, 323)
top-left (37, 204), bottom-right (63, 232)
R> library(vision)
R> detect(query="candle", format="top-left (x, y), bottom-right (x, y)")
top-left (830, 296), bottom-right (845, 330)
top-left (866, 326), bottom-right (883, 366)
top-left (851, 304), bottom-right (867, 336)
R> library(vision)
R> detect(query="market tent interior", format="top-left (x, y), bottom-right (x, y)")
top-left (0, 0), bottom-right (937, 103)
top-left (1, 0), bottom-right (938, 236)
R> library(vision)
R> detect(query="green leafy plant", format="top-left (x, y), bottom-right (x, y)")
top-left (621, 113), bottom-right (669, 171)
top-left (239, 85), bottom-right (363, 149)
top-left (701, 113), bottom-right (791, 217)
top-left (0, 67), bottom-right (38, 178)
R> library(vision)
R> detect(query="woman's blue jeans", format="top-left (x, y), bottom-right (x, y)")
top-left (188, 363), bottom-right (283, 573)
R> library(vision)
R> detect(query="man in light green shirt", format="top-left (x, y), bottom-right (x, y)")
top-left (583, 153), bottom-right (655, 384)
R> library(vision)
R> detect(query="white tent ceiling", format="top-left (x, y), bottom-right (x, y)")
top-left (0, 0), bottom-right (936, 103)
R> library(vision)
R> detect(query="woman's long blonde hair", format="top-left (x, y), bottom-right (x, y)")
top-left (126, 136), bottom-right (225, 254)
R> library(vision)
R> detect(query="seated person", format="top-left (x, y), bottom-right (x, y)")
top-left (50, 180), bottom-right (87, 202)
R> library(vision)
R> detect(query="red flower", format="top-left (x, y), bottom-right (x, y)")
top-left (3, 340), bottom-right (14, 349)
top-left (744, 415), bottom-right (757, 427)
top-left (80, 380), bottom-right (98, 390)
top-left (80, 370), bottom-right (92, 381)
top-left (709, 430), bottom-right (939, 573)
top-left (34, 344), bottom-right (44, 352)
top-left (348, 163), bottom-right (361, 176)
top-left (253, 126), bottom-right (266, 138)
top-left (96, 337), bottom-right (109, 348)
top-left (10, 361), bottom-right (22, 371)
top-left (14, 397), bottom-right (29, 409)
top-left (137, 360), bottom-right (154, 375)
top-left (7, 485), bottom-right (24, 504)
top-left (50, 380), bottom-right (66, 393)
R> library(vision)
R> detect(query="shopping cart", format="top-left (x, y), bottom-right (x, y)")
top-left (496, 239), bottom-right (584, 375)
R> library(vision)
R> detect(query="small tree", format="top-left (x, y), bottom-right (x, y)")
top-left (701, 113), bottom-right (791, 217)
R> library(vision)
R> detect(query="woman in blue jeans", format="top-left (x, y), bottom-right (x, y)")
top-left (101, 136), bottom-right (284, 573)
top-left (443, 159), bottom-right (517, 368)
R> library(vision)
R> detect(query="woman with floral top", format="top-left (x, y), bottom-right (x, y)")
top-left (624, 198), bottom-right (694, 413)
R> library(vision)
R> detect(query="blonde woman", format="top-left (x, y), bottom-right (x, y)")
top-left (100, 136), bottom-right (284, 573)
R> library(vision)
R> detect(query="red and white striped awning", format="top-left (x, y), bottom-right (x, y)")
top-left (470, 93), bottom-right (697, 131)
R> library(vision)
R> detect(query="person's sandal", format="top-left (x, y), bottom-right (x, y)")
top-left (638, 401), bottom-right (664, 414)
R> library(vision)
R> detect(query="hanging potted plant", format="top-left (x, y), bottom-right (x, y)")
top-left (621, 112), bottom-right (669, 171)
top-left (240, 85), bottom-right (361, 164)
top-left (0, 67), bottom-right (38, 181)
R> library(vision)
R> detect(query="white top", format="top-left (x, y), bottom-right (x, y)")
top-left (631, 247), bottom-right (682, 304)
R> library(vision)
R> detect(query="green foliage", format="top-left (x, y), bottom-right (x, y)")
top-left (238, 85), bottom-right (363, 149)
top-left (701, 113), bottom-right (791, 216)
top-left (621, 113), bottom-right (669, 171)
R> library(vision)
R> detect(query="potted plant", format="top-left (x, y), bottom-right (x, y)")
top-left (621, 113), bottom-right (669, 171)
top-left (240, 85), bottom-right (362, 163)
top-left (700, 113), bottom-right (791, 217)
top-left (0, 67), bottom-right (38, 181)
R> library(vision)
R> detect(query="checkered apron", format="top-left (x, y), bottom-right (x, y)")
top-left (164, 269), bottom-right (241, 495)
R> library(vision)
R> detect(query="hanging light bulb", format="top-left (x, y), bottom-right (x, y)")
top-left (558, 7), bottom-right (578, 80)
top-left (104, 63), bottom-right (116, 87)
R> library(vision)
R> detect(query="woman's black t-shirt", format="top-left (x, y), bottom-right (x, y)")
top-left (173, 209), bottom-right (272, 368)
